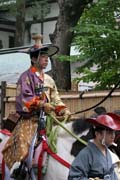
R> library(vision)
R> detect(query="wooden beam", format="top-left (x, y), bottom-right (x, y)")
top-left (1, 81), bottom-right (6, 128)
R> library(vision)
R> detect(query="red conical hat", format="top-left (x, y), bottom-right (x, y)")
top-left (86, 113), bottom-right (120, 131)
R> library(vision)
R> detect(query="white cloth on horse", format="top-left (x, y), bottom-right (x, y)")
top-left (109, 149), bottom-right (120, 179)
top-left (108, 150), bottom-right (120, 164)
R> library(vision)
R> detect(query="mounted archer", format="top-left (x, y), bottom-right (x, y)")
top-left (2, 34), bottom-right (71, 179)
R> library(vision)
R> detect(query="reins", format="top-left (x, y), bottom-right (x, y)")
top-left (48, 79), bottom-right (120, 146)
top-left (49, 113), bottom-right (87, 145)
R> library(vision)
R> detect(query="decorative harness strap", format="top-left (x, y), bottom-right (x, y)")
top-left (2, 159), bottom-right (5, 180)
top-left (37, 131), bottom-right (71, 180)
top-left (0, 129), bottom-right (11, 136)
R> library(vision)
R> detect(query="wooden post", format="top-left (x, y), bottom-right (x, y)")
top-left (0, 81), bottom-right (6, 129)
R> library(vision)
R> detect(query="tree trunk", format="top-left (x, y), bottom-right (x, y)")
top-left (14, 0), bottom-right (26, 47)
top-left (50, 0), bottom-right (93, 90)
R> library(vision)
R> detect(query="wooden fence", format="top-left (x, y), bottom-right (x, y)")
top-left (1, 81), bottom-right (120, 128)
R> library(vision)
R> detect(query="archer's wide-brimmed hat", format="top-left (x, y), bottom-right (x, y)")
top-left (86, 113), bottom-right (120, 131)
top-left (20, 34), bottom-right (59, 57)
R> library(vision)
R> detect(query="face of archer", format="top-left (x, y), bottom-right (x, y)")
top-left (38, 54), bottom-right (49, 69)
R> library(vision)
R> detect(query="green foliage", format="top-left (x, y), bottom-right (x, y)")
top-left (0, 0), bottom-right (50, 19)
top-left (72, 0), bottom-right (120, 89)
top-left (27, 0), bottom-right (51, 20)
top-left (0, 0), bottom-right (21, 15)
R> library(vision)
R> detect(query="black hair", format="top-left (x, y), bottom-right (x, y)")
top-left (91, 126), bottom-right (106, 138)
top-left (30, 51), bottom-right (39, 59)
top-left (30, 47), bottom-right (49, 60)
top-left (94, 106), bottom-right (107, 115)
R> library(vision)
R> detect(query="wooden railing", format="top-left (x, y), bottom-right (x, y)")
top-left (1, 81), bottom-right (120, 129)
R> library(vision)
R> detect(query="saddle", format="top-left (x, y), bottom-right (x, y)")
top-left (4, 112), bottom-right (21, 132)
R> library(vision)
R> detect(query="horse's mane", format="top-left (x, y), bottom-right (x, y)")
top-left (72, 118), bottom-right (92, 135)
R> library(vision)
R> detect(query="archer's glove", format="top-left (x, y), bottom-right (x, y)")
top-left (59, 108), bottom-right (71, 117)
top-left (55, 105), bottom-right (71, 120)
top-left (43, 103), bottom-right (55, 114)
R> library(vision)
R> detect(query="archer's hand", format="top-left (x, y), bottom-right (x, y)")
top-left (58, 108), bottom-right (71, 119)
top-left (43, 103), bottom-right (55, 114)
top-left (54, 106), bottom-right (71, 121)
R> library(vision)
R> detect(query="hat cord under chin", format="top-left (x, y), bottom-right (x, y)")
top-left (101, 130), bottom-right (107, 147)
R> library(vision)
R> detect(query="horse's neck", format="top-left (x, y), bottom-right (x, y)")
top-left (57, 121), bottom-right (90, 139)
top-left (57, 122), bottom-right (73, 138)
top-left (56, 122), bottom-right (90, 161)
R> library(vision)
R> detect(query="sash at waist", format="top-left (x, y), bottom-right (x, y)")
top-left (17, 111), bottom-right (40, 119)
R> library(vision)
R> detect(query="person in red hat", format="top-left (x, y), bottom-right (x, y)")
top-left (68, 113), bottom-right (120, 180)
top-left (2, 34), bottom-right (71, 178)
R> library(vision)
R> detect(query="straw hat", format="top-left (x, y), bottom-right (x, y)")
top-left (86, 113), bottom-right (120, 131)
